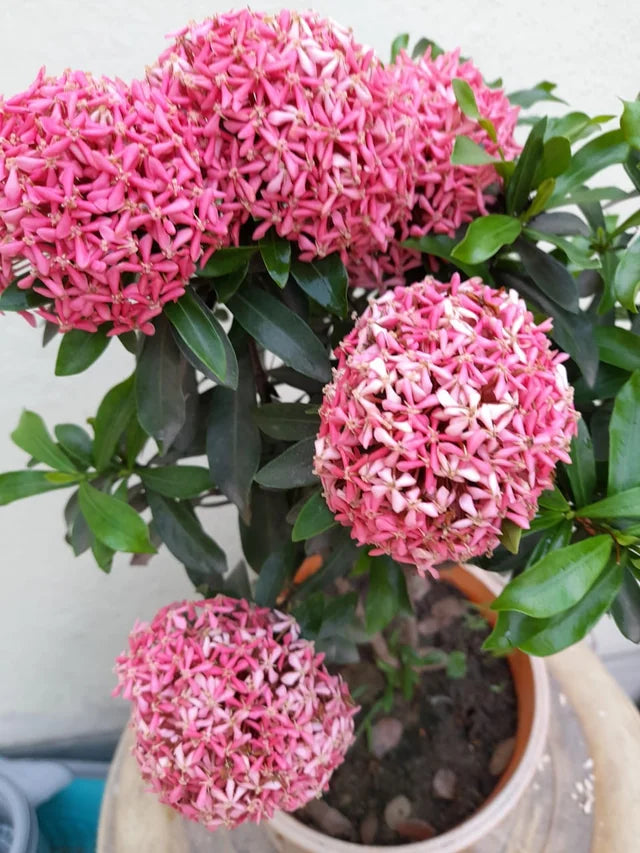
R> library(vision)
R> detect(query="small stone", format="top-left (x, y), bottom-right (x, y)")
top-left (432, 767), bottom-right (457, 800)
top-left (395, 818), bottom-right (437, 841)
top-left (360, 812), bottom-right (378, 845)
top-left (305, 800), bottom-right (356, 840)
top-left (384, 795), bottom-right (412, 830)
top-left (432, 596), bottom-right (467, 628)
top-left (489, 737), bottom-right (516, 776)
top-left (370, 717), bottom-right (404, 759)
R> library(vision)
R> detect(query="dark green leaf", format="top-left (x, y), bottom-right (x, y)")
top-left (239, 485), bottom-right (289, 571)
top-left (229, 285), bottom-right (330, 383)
top-left (557, 186), bottom-right (634, 207)
top-left (595, 327), bottom-right (640, 372)
top-left (621, 99), bottom-right (640, 149)
top-left (297, 532), bottom-right (359, 595)
top-left (609, 371), bottom-right (640, 494)
top-left (452, 215), bottom-right (522, 264)
top-left (492, 536), bottom-right (612, 617)
top-left (452, 78), bottom-right (479, 120)
top-left (165, 290), bottom-right (237, 389)
top-left (71, 507), bottom-right (92, 557)
top-left (318, 593), bottom-right (359, 640)
top-left (291, 255), bottom-right (348, 317)
top-left (499, 519), bottom-right (522, 555)
top-left (268, 366), bottom-right (324, 396)
top-left (200, 247), bottom-right (256, 277)
top-left (611, 567), bottom-right (640, 642)
top-left (523, 228), bottom-right (600, 269)
top-left (54, 424), bottom-right (93, 470)
top-left (390, 33), bottom-right (409, 62)
top-left (118, 331), bottom-right (138, 355)
top-left (506, 117), bottom-right (547, 215)
top-left (525, 519), bottom-right (572, 568)
top-left (292, 491), bottom-right (336, 541)
top-left (207, 351), bottom-right (261, 520)
top-left (254, 542), bottom-right (296, 607)
top-left (222, 560), bottom-right (252, 600)
top-left (213, 262), bottom-right (249, 303)
top-left (625, 148), bottom-right (640, 192)
top-left (259, 230), bottom-right (291, 288)
top-left (517, 238), bottom-right (579, 312)
top-left (42, 321), bottom-right (59, 348)
top-left (0, 281), bottom-right (49, 311)
top-left (528, 212), bottom-right (590, 237)
top-left (614, 238), bottom-right (640, 312)
top-left (401, 233), bottom-right (491, 280)
top-left (508, 81), bottom-right (565, 109)
top-left (78, 481), bottom-right (154, 553)
top-left (293, 593), bottom-right (326, 639)
top-left (91, 538), bottom-right (114, 573)
top-left (550, 130), bottom-right (630, 204)
top-left (483, 610), bottom-right (545, 653)
top-left (566, 419), bottom-right (596, 507)
top-left (11, 410), bottom-right (77, 473)
top-left (412, 37), bottom-right (443, 59)
top-left (139, 466), bottom-right (212, 499)
top-left (253, 402), bottom-right (320, 441)
top-left (0, 470), bottom-right (76, 505)
top-left (147, 490), bottom-right (227, 580)
top-left (55, 329), bottom-right (109, 376)
top-left (577, 487), bottom-right (640, 519)
top-left (124, 416), bottom-right (148, 468)
top-left (255, 438), bottom-right (317, 489)
top-left (366, 556), bottom-right (400, 633)
top-left (451, 136), bottom-right (498, 166)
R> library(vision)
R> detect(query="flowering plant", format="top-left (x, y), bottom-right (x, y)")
top-left (2, 7), bottom-right (640, 829)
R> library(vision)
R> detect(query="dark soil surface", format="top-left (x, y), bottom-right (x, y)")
top-left (297, 581), bottom-right (518, 846)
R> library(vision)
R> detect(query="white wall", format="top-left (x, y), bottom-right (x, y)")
top-left (1, 0), bottom-right (639, 747)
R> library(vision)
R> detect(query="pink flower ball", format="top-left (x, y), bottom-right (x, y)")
top-left (0, 69), bottom-right (229, 335)
top-left (115, 596), bottom-right (356, 830)
top-left (314, 275), bottom-right (578, 575)
top-left (151, 9), bottom-right (415, 264)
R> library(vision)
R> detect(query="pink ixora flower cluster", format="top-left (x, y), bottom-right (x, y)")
top-left (314, 274), bottom-right (578, 575)
top-left (115, 596), bottom-right (356, 830)
top-left (0, 69), bottom-right (234, 334)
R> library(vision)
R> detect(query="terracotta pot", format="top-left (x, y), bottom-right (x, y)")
top-left (266, 564), bottom-right (550, 853)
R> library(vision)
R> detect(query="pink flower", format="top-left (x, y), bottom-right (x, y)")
top-left (0, 69), bottom-right (227, 334)
top-left (314, 274), bottom-right (578, 575)
top-left (114, 596), bottom-right (356, 830)
top-left (151, 9), bottom-right (415, 264)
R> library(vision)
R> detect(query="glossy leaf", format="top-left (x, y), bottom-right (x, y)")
top-left (55, 328), bottom-right (109, 376)
top-left (577, 487), bottom-right (640, 519)
top-left (239, 485), bottom-right (289, 571)
top-left (452, 215), bottom-right (522, 264)
top-left (0, 470), bottom-right (76, 505)
top-left (483, 610), bottom-right (546, 654)
top-left (452, 78), bottom-right (479, 119)
top-left (492, 536), bottom-right (612, 617)
top-left (11, 410), bottom-right (77, 473)
top-left (538, 488), bottom-right (570, 512)
top-left (165, 290), bottom-right (236, 389)
top-left (506, 117), bottom-right (546, 215)
top-left (528, 212), bottom-right (590, 237)
top-left (213, 263), bottom-right (249, 303)
top-left (595, 327), bottom-right (640, 372)
top-left (522, 178), bottom-right (556, 219)
top-left (550, 130), bottom-right (630, 203)
top-left (611, 567), bottom-right (640, 642)
top-left (614, 237), bottom-right (640, 312)
top-left (566, 418), bottom-right (596, 507)
top-left (254, 437), bottom-right (317, 489)
top-left (525, 519), bottom-right (573, 568)
top-left (54, 424), bottom-right (93, 470)
top-left (390, 33), bottom-right (409, 62)
top-left (259, 230), bottom-right (291, 288)
top-left (254, 542), bottom-right (296, 607)
top-left (296, 531), bottom-right (359, 595)
top-left (91, 538), bottom-right (114, 573)
top-left (207, 351), bottom-right (261, 521)
top-left (135, 319), bottom-right (186, 455)
top-left (253, 402), bottom-right (320, 441)
top-left (546, 111), bottom-right (609, 143)
top-left (0, 282), bottom-right (49, 311)
top-left (228, 285), bottom-right (330, 383)
top-left (291, 254), bottom-right (348, 317)
top-left (535, 135), bottom-right (572, 182)
top-left (508, 81), bottom-right (565, 109)
top-left (200, 247), bottom-right (256, 277)
top-left (517, 238), bottom-right (579, 312)
top-left (499, 519), bottom-right (522, 555)
top-left (292, 491), bottom-right (336, 541)
top-left (402, 233), bottom-right (491, 280)
top-left (139, 466), bottom-right (212, 499)
top-left (450, 135), bottom-right (497, 165)
top-left (412, 37), bottom-right (443, 59)
top-left (621, 99), bottom-right (640, 149)
top-left (609, 371), bottom-right (640, 495)
top-left (78, 481), bottom-right (155, 553)
top-left (523, 228), bottom-right (600, 269)
top-left (147, 490), bottom-right (228, 579)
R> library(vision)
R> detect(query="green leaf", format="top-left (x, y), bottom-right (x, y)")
top-left (255, 437), bottom-right (317, 489)
top-left (254, 542), bottom-right (296, 607)
top-left (625, 148), bottom-right (640, 192)
top-left (492, 536), bottom-right (613, 617)
top-left (92, 375), bottom-right (136, 470)
top-left (253, 402), bottom-right (320, 441)
top-left (390, 33), bottom-right (409, 62)
top-left (523, 228), bottom-right (600, 269)
top-left (535, 135), bottom-right (572, 183)
top-left (522, 178), bottom-right (556, 219)
top-left (595, 327), bottom-right (640, 372)
top-left (556, 186), bottom-right (634, 207)
top-left (546, 112), bottom-right (610, 144)
top-left (499, 519), bottom-right (522, 555)
top-left (446, 651), bottom-right (467, 679)
top-left (91, 538), bottom-right (115, 573)
top-left (621, 99), bottom-right (640, 149)
top-left (525, 519), bottom-right (573, 568)
top-left (611, 567), bottom-right (640, 642)
top-left (54, 328), bottom-right (109, 376)
top-left (213, 263), bottom-right (249, 303)
top-left (11, 410), bottom-right (77, 473)
top-left (452, 215), bottom-right (522, 264)
top-left (318, 593), bottom-right (359, 640)
top-left (239, 485), bottom-right (289, 572)
top-left (206, 351), bottom-right (261, 520)
top-left (577, 487), bottom-right (640, 519)
top-left (292, 491), bottom-right (336, 541)
top-left (538, 488), bottom-right (570, 512)
top-left (483, 610), bottom-right (545, 653)
top-left (517, 238), bottom-right (579, 312)
top-left (295, 530), bottom-right (360, 595)
top-left (508, 81), bottom-right (565, 109)
top-left (78, 481), bottom-right (154, 553)
top-left (259, 230), bottom-right (291, 288)
top-left (291, 255), bottom-right (348, 317)
top-left (200, 247), bottom-right (256, 277)
top-left (450, 136), bottom-right (498, 166)
top-left (165, 290), bottom-right (236, 389)
top-left (139, 466), bottom-right (212, 499)
top-left (506, 117), bottom-right (547, 215)
top-left (228, 284), bottom-right (330, 383)
top-left (366, 557), bottom-right (400, 633)
top-left (566, 419), bottom-right (596, 507)
top-left (550, 130), bottom-right (630, 204)
top-left (54, 424), bottom-right (93, 470)
top-left (528, 212), bottom-right (590, 237)
top-left (0, 470), bottom-right (76, 505)
top-left (452, 78), bottom-right (479, 120)
top-left (411, 37), bottom-right (443, 59)
top-left (518, 560), bottom-right (623, 655)
top-left (0, 281), bottom-right (49, 311)
top-left (146, 490), bottom-right (228, 580)
top-left (614, 237), bottom-right (640, 312)
top-left (401, 233), bottom-right (491, 280)
top-left (609, 371), bottom-right (640, 494)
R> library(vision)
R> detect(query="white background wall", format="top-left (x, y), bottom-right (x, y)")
top-left (1, 0), bottom-right (639, 747)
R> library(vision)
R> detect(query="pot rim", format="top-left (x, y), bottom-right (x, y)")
top-left (268, 564), bottom-right (550, 853)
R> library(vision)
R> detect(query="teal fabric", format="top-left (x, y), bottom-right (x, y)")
top-left (36, 779), bottom-right (104, 853)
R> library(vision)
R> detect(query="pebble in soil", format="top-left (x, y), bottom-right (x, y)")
top-left (297, 582), bottom-right (518, 846)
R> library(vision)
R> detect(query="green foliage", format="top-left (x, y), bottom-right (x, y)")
top-left (55, 329), bottom-right (110, 376)
top-left (254, 438), bottom-right (317, 489)
top-left (291, 491), bottom-right (337, 542)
